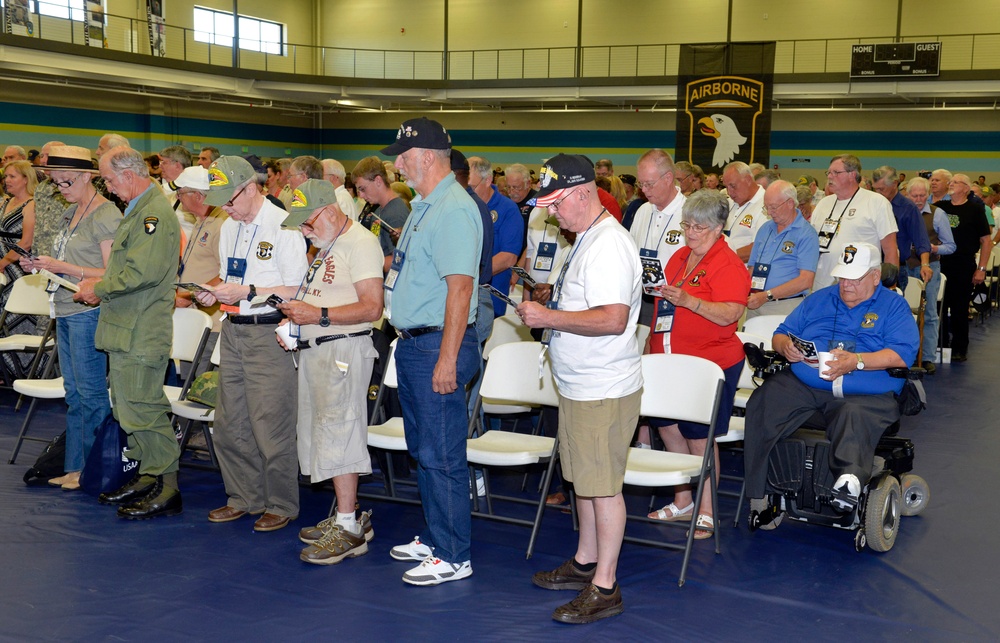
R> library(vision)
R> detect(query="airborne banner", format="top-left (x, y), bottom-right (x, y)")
top-left (676, 43), bottom-right (775, 172)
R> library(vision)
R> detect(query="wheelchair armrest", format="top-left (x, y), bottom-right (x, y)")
top-left (887, 367), bottom-right (925, 381)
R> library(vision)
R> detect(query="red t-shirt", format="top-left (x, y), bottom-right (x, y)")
top-left (598, 188), bottom-right (623, 222)
top-left (650, 236), bottom-right (750, 369)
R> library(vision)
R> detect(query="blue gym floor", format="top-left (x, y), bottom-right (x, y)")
top-left (1, 322), bottom-right (998, 642)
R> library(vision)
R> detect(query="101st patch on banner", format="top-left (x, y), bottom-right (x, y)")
top-left (681, 75), bottom-right (767, 171)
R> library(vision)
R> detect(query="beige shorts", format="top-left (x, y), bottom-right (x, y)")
top-left (557, 389), bottom-right (642, 497)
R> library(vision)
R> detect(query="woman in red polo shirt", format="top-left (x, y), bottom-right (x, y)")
top-left (646, 189), bottom-right (750, 538)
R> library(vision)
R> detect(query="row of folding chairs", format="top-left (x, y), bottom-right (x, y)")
top-left (364, 316), bottom-right (728, 586)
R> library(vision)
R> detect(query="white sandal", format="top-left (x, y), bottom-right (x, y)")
top-left (648, 502), bottom-right (694, 521)
top-left (687, 514), bottom-right (715, 540)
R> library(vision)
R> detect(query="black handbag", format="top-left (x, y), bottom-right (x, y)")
top-left (79, 414), bottom-right (138, 495)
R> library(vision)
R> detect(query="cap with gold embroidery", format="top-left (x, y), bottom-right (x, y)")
top-left (203, 156), bottom-right (256, 206)
top-left (281, 179), bottom-right (339, 228)
top-left (530, 154), bottom-right (595, 207)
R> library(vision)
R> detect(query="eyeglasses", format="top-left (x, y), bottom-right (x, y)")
top-left (676, 174), bottom-right (693, 182)
top-left (547, 189), bottom-right (579, 212)
top-left (52, 176), bottom-right (80, 188)
top-left (679, 221), bottom-right (712, 233)
top-left (765, 197), bottom-right (793, 213)
top-left (224, 185), bottom-right (250, 208)
top-left (301, 209), bottom-right (323, 229)
top-left (637, 173), bottom-right (668, 190)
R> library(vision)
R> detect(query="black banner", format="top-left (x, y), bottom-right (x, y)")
top-left (676, 43), bottom-right (775, 171)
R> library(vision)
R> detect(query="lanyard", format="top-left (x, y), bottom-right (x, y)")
top-left (823, 189), bottom-right (859, 227)
top-left (550, 210), bottom-right (606, 303)
top-left (643, 207), bottom-right (676, 252)
top-left (53, 191), bottom-right (97, 261)
top-left (726, 198), bottom-right (754, 235)
top-left (396, 200), bottom-right (434, 256)
top-left (228, 222), bottom-right (259, 284)
top-left (831, 291), bottom-right (877, 345)
top-left (292, 218), bottom-right (350, 301)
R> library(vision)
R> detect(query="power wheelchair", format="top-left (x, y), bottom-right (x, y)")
top-left (742, 342), bottom-right (930, 552)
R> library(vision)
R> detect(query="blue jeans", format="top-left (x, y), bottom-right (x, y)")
top-left (906, 262), bottom-right (941, 363)
top-left (396, 326), bottom-right (480, 563)
top-left (57, 309), bottom-right (110, 472)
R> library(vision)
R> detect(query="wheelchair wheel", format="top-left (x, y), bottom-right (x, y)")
top-left (900, 474), bottom-right (930, 516)
top-left (865, 475), bottom-right (901, 552)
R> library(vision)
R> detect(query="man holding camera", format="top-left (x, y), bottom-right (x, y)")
top-left (744, 243), bottom-right (918, 516)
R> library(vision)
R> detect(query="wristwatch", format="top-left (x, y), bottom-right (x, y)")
top-left (319, 307), bottom-right (330, 327)
top-left (856, 353), bottom-right (866, 370)
top-left (765, 290), bottom-right (776, 302)
top-left (247, 284), bottom-right (257, 302)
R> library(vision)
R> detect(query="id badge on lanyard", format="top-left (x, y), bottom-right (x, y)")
top-left (221, 257), bottom-right (248, 314)
top-left (540, 299), bottom-right (558, 346)
top-left (653, 299), bottom-right (674, 334)
top-left (818, 219), bottom-right (839, 250)
top-left (534, 242), bottom-right (556, 272)
top-left (750, 262), bottom-right (770, 292)
top-left (384, 249), bottom-right (405, 291)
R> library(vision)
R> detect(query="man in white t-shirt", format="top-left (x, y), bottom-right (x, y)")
top-left (810, 154), bottom-right (898, 290)
top-left (517, 154), bottom-right (642, 625)
top-left (275, 180), bottom-right (385, 565)
top-left (722, 161), bottom-right (768, 263)
top-left (629, 149), bottom-right (686, 324)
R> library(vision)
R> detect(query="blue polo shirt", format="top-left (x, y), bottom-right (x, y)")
top-left (890, 191), bottom-right (931, 261)
top-left (748, 213), bottom-right (820, 296)
top-left (387, 173), bottom-right (482, 328)
top-left (777, 284), bottom-right (919, 395)
top-left (485, 185), bottom-right (525, 316)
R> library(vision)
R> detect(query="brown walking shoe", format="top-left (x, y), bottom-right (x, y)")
top-left (298, 510), bottom-right (374, 544)
top-left (300, 524), bottom-right (369, 565)
top-left (552, 583), bottom-right (624, 624)
top-left (531, 559), bottom-right (596, 591)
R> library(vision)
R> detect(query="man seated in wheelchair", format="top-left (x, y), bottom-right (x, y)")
top-left (744, 242), bottom-right (919, 515)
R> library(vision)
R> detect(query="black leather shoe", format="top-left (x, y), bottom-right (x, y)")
top-left (552, 583), bottom-right (624, 624)
top-left (99, 474), bottom-right (158, 506)
top-left (951, 353), bottom-right (967, 362)
top-left (117, 480), bottom-right (183, 520)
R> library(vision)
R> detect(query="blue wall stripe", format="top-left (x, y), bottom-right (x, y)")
top-left (2, 99), bottom-right (999, 173)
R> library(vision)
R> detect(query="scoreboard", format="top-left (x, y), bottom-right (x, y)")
top-left (850, 42), bottom-right (941, 78)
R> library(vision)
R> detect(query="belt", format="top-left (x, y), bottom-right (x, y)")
top-left (227, 312), bottom-right (284, 325)
top-left (780, 294), bottom-right (804, 301)
top-left (296, 329), bottom-right (372, 350)
top-left (397, 323), bottom-right (474, 340)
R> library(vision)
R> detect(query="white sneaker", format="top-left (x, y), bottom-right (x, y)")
top-left (831, 473), bottom-right (861, 512)
top-left (390, 536), bottom-right (433, 561)
top-left (402, 557), bottom-right (473, 586)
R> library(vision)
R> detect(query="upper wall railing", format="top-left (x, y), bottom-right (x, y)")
top-left (3, 9), bottom-right (999, 81)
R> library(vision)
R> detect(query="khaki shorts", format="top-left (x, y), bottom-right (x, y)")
top-left (557, 389), bottom-right (642, 497)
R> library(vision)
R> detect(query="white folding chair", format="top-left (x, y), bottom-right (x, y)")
top-left (903, 278), bottom-right (924, 315)
top-left (363, 339), bottom-right (417, 503)
top-left (481, 315), bottom-right (536, 418)
top-left (7, 367), bottom-right (64, 464)
top-left (741, 314), bottom-right (786, 347)
top-left (466, 341), bottom-right (560, 558)
top-left (172, 337), bottom-right (221, 469)
top-left (0, 273), bottom-right (57, 386)
top-left (635, 323), bottom-right (651, 352)
top-left (623, 353), bottom-right (726, 587)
